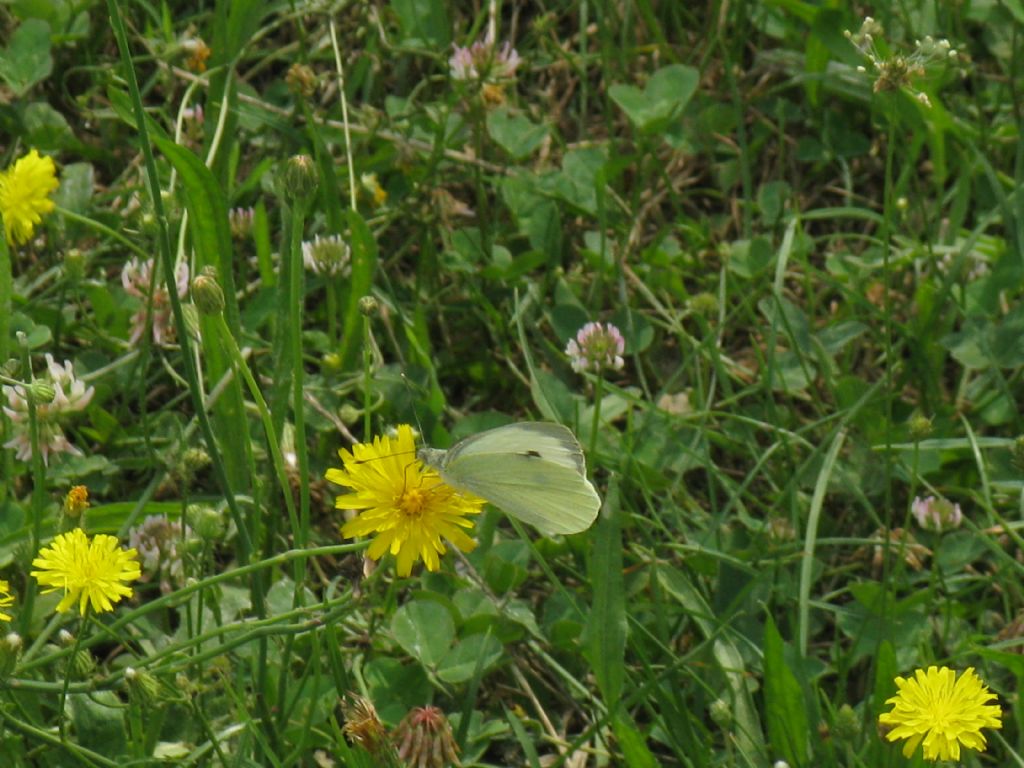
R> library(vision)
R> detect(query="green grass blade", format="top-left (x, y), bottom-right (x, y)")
top-left (763, 614), bottom-right (809, 766)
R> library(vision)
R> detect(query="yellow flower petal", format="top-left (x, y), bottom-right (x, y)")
top-left (0, 579), bottom-right (14, 622)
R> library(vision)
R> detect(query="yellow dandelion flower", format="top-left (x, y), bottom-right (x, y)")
top-left (0, 580), bottom-right (14, 622)
top-left (31, 528), bottom-right (142, 615)
top-left (878, 665), bottom-right (1002, 761)
top-left (0, 149), bottom-right (59, 245)
top-left (326, 425), bottom-right (483, 576)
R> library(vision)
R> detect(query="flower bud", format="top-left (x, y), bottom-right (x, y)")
top-left (181, 303), bottom-right (202, 341)
top-left (286, 63), bottom-right (318, 98)
top-left (358, 296), bottom-right (378, 317)
top-left (833, 703), bottom-right (861, 742)
top-left (192, 266), bottom-right (225, 316)
top-left (393, 705), bottom-right (458, 768)
top-left (709, 698), bottom-right (732, 728)
top-left (64, 248), bottom-right (88, 285)
top-left (229, 207), bottom-right (255, 239)
top-left (67, 648), bottom-right (96, 679)
top-left (28, 380), bottom-right (56, 405)
top-left (188, 503), bottom-right (225, 541)
top-left (281, 155), bottom-right (318, 202)
top-left (0, 632), bottom-right (22, 676)
top-left (907, 413), bottom-right (933, 440)
top-left (63, 485), bottom-right (90, 518)
top-left (690, 292), bottom-right (719, 316)
top-left (124, 666), bottom-right (161, 705)
top-left (338, 404), bottom-right (361, 425)
top-left (341, 693), bottom-right (391, 759)
top-left (1013, 436), bottom-right (1024, 472)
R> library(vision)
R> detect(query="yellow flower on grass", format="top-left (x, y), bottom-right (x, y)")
top-left (0, 149), bottom-right (59, 245)
top-left (0, 580), bottom-right (14, 622)
top-left (31, 528), bottom-right (141, 615)
top-left (878, 666), bottom-right (1001, 761)
top-left (326, 425), bottom-right (483, 576)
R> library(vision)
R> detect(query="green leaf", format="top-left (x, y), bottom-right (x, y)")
top-left (54, 162), bottom-right (94, 231)
top-left (68, 691), bottom-right (125, 757)
top-left (0, 19), bottom-right (52, 96)
top-left (391, 0), bottom-right (450, 47)
top-left (727, 236), bottom-right (774, 278)
top-left (364, 657), bottom-right (432, 723)
top-left (658, 565), bottom-right (765, 762)
top-left (501, 174), bottom-right (562, 257)
top-left (608, 64), bottom-right (699, 133)
top-left (547, 147), bottom-right (606, 216)
top-left (609, 306), bottom-right (654, 353)
top-left (337, 210), bottom-right (379, 369)
top-left (22, 101), bottom-right (72, 150)
top-left (153, 137), bottom-right (251, 492)
top-left (611, 712), bottom-right (659, 768)
top-left (221, 0), bottom-right (268, 63)
top-left (482, 540), bottom-right (531, 593)
top-left (437, 632), bottom-right (504, 683)
top-left (763, 615), bottom-right (809, 765)
top-left (391, 600), bottom-right (456, 668)
top-left (586, 478), bottom-right (624, 706)
top-left (487, 107), bottom-right (549, 159)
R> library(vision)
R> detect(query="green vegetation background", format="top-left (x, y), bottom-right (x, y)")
top-left (1, 0), bottom-right (1023, 766)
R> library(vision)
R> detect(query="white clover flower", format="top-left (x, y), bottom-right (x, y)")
top-left (128, 515), bottom-right (194, 594)
top-left (121, 258), bottom-right (190, 345)
top-left (449, 33), bottom-right (521, 82)
top-left (566, 321), bottom-right (625, 374)
top-left (911, 495), bottom-right (963, 532)
top-left (302, 234), bottom-right (351, 277)
top-left (2, 355), bottom-right (95, 464)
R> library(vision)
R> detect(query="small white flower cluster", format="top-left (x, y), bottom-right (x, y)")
top-left (3, 354), bottom-right (95, 464)
top-left (936, 251), bottom-right (989, 282)
top-left (845, 17), bottom-right (962, 106)
top-left (448, 33), bottom-right (521, 83)
top-left (566, 322), bottom-right (625, 374)
top-left (302, 234), bottom-right (351, 277)
top-left (128, 515), bottom-right (194, 594)
top-left (229, 206), bottom-right (254, 239)
top-left (121, 258), bottom-right (190, 345)
top-left (911, 495), bottom-right (963, 532)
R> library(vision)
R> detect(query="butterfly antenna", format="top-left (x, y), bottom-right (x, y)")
top-left (400, 372), bottom-right (428, 442)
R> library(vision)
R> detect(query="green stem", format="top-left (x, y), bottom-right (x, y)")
top-left (58, 611), bottom-right (89, 740)
top-left (0, 219), bottom-right (11, 524)
top-left (54, 206), bottom-right (149, 259)
top-left (363, 313), bottom-right (373, 438)
top-left (589, 374), bottom-right (604, 460)
top-left (327, 281), bottom-right (338, 346)
top-left (287, 202), bottom-right (311, 551)
top-left (0, 211), bottom-right (10, 366)
top-left (19, 346), bottom-right (44, 637)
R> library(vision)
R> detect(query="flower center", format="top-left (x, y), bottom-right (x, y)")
top-left (399, 488), bottom-right (428, 518)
